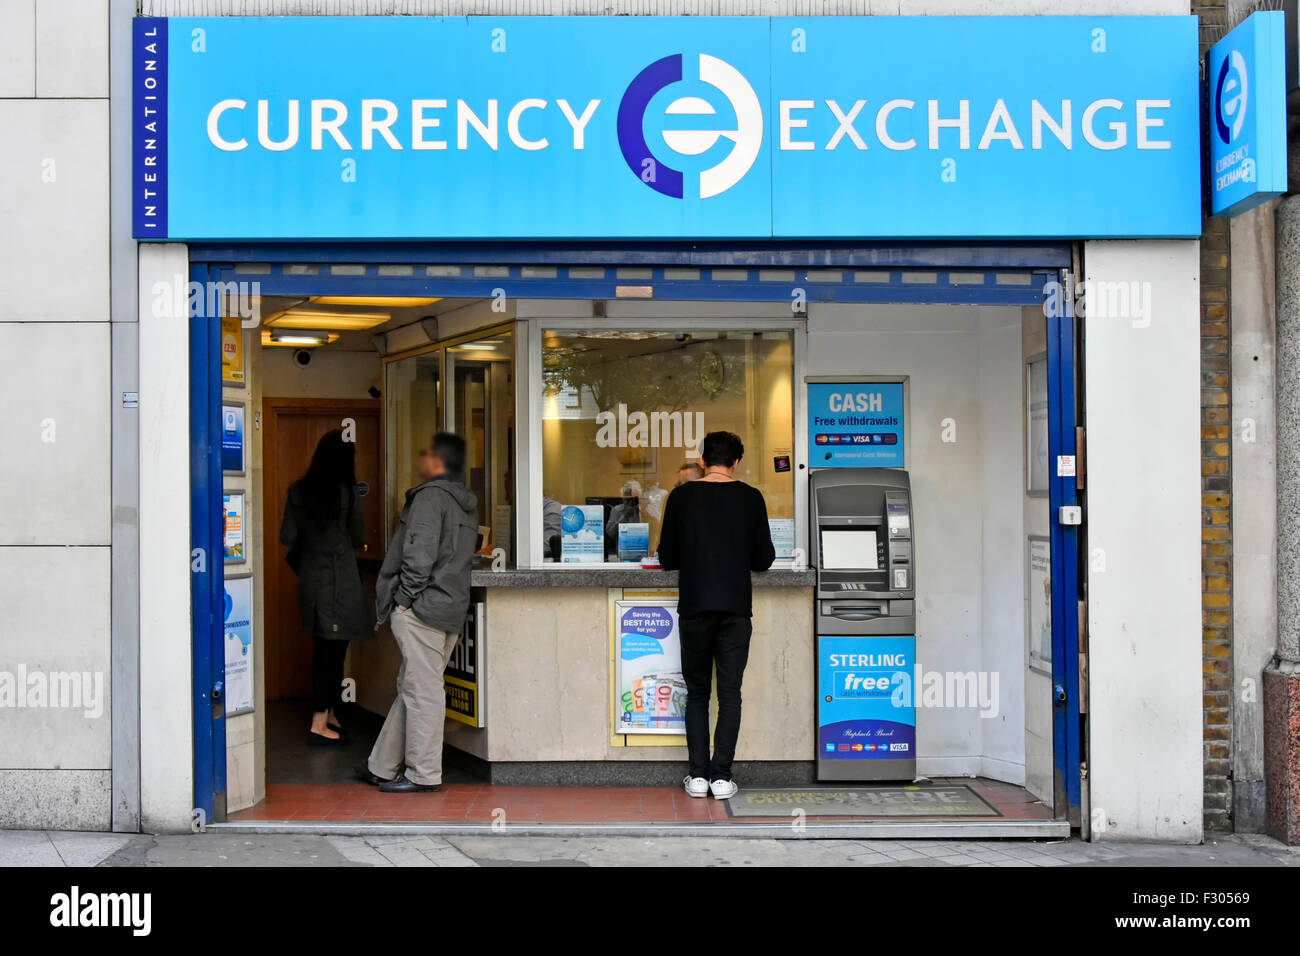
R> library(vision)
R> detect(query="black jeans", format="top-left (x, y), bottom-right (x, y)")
top-left (679, 612), bottom-right (752, 782)
top-left (311, 637), bottom-right (349, 715)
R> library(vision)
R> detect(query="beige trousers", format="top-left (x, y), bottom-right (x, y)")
top-left (368, 607), bottom-right (460, 786)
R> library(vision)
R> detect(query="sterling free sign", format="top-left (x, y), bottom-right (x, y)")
top-left (134, 15), bottom-right (1202, 241)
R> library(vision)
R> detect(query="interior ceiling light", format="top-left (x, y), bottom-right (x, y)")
top-left (266, 309), bottom-right (391, 331)
top-left (262, 329), bottom-right (338, 347)
top-left (310, 296), bottom-right (442, 308)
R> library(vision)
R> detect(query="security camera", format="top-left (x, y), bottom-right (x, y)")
top-left (293, 348), bottom-right (312, 368)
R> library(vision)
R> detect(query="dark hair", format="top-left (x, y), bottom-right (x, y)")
top-left (432, 431), bottom-right (467, 476)
top-left (701, 431), bottom-right (744, 468)
top-left (299, 429), bottom-right (356, 525)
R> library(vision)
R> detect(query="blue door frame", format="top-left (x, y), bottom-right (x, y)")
top-left (1046, 285), bottom-right (1083, 822)
top-left (191, 262), bottom-right (227, 823)
top-left (187, 243), bottom-right (1084, 824)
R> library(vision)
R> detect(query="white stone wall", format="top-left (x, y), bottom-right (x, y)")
top-left (0, 0), bottom-right (114, 830)
top-left (1083, 239), bottom-right (1203, 843)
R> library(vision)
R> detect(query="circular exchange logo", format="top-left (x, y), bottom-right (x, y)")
top-left (616, 53), bottom-right (763, 200)
top-left (1214, 49), bottom-right (1248, 146)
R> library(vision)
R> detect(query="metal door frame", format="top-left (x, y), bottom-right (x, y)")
top-left (1046, 270), bottom-right (1083, 825)
top-left (190, 260), bottom-right (227, 824)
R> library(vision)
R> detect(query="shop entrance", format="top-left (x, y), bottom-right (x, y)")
top-left (188, 243), bottom-right (1080, 836)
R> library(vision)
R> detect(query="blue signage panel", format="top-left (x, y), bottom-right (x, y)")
top-left (220, 403), bottom-right (244, 473)
top-left (772, 17), bottom-right (1200, 238)
top-left (134, 15), bottom-right (1201, 241)
top-left (808, 382), bottom-right (905, 468)
top-left (1208, 12), bottom-right (1288, 217)
top-left (818, 635), bottom-right (916, 760)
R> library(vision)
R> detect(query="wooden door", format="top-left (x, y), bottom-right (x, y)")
top-left (263, 398), bottom-right (383, 701)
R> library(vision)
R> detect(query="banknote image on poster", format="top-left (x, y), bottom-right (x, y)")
top-left (614, 601), bottom-right (686, 734)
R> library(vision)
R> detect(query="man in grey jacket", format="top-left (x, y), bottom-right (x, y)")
top-left (358, 432), bottom-right (479, 793)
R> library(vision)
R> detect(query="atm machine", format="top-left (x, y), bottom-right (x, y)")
top-left (810, 467), bottom-right (916, 781)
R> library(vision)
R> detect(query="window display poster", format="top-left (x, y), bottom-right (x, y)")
top-left (221, 403), bottom-right (245, 474)
top-left (221, 316), bottom-right (245, 387)
top-left (769, 518), bottom-right (795, 560)
top-left (615, 601), bottom-right (686, 734)
top-left (1028, 536), bottom-right (1052, 671)
top-left (560, 504), bottom-right (604, 563)
top-left (617, 522), bottom-right (650, 562)
top-left (808, 382), bottom-right (905, 468)
top-left (817, 635), bottom-right (916, 759)
top-left (223, 575), bottom-right (254, 715)
top-left (223, 491), bottom-right (245, 564)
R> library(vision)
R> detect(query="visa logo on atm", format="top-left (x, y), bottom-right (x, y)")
top-left (826, 392), bottom-right (885, 413)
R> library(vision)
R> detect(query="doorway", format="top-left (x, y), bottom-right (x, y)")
top-left (261, 398), bottom-right (381, 701)
top-left (189, 247), bottom-right (1081, 832)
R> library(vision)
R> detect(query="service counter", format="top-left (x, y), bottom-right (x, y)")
top-left (439, 568), bottom-right (817, 784)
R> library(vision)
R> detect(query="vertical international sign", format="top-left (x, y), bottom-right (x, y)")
top-left (1208, 12), bottom-right (1288, 217)
top-left (133, 18), bottom-right (168, 237)
top-left (134, 16), bottom-right (1202, 241)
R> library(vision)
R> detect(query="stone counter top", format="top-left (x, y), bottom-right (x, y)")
top-left (470, 567), bottom-right (815, 588)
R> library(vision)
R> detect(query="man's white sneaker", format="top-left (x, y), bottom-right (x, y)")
top-left (683, 775), bottom-right (710, 798)
top-left (709, 779), bottom-right (739, 800)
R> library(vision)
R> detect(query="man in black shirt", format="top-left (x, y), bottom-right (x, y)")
top-left (658, 431), bottom-right (776, 800)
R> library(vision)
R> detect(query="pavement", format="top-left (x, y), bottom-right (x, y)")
top-left (2, 828), bottom-right (1299, 867)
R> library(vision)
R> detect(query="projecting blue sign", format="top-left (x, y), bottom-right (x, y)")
top-left (808, 382), bottom-right (905, 468)
top-left (1208, 12), bottom-right (1288, 217)
top-left (134, 15), bottom-right (1201, 241)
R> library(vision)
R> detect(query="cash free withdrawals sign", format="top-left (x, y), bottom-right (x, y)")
top-left (808, 382), bottom-right (905, 468)
top-left (135, 16), bottom-right (1201, 240)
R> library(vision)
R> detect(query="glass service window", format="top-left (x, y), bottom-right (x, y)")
top-left (540, 329), bottom-right (794, 565)
top-left (385, 351), bottom-right (442, 537)
top-left (448, 332), bottom-right (516, 567)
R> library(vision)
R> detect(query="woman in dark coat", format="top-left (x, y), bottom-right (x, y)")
top-left (280, 430), bottom-right (371, 746)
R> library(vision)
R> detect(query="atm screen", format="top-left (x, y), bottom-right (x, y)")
top-left (820, 530), bottom-right (879, 570)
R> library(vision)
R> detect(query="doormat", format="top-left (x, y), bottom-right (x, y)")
top-left (724, 785), bottom-right (1000, 818)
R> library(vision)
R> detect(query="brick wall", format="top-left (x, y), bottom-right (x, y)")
top-left (1196, 0), bottom-right (1233, 832)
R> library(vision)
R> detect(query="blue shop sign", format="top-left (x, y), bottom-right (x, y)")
top-left (134, 15), bottom-right (1201, 241)
top-left (1208, 12), bottom-right (1288, 218)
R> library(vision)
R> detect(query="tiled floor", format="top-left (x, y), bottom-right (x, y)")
top-left (230, 776), bottom-right (1053, 825)
top-left (237, 700), bottom-right (1054, 826)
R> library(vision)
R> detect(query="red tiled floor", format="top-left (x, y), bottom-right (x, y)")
top-left (228, 776), bottom-right (1054, 825)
